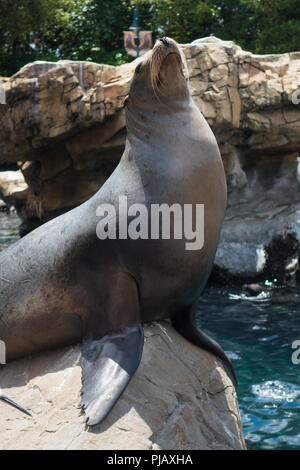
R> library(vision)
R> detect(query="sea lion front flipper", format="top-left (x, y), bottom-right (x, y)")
top-left (80, 270), bottom-right (143, 426)
top-left (80, 324), bottom-right (144, 426)
top-left (171, 298), bottom-right (238, 388)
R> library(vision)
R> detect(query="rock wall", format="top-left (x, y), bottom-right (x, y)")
top-left (0, 59), bottom-right (130, 234)
top-left (0, 37), bottom-right (300, 278)
top-left (0, 322), bottom-right (245, 450)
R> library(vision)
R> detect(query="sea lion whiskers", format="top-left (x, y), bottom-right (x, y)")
top-left (179, 47), bottom-right (190, 82)
top-left (150, 45), bottom-right (165, 97)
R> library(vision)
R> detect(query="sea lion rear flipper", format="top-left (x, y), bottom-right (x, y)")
top-left (80, 324), bottom-right (144, 426)
top-left (171, 298), bottom-right (238, 388)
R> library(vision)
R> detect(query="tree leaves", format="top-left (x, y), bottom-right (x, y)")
top-left (1, 0), bottom-right (300, 77)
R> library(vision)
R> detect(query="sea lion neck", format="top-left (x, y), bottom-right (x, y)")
top-left (125, 94), bottom-right (192, 142)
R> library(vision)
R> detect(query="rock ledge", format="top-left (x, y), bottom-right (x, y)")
top-left (0, 321), bottom-right (245, 450)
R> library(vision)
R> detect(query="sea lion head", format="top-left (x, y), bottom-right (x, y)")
top-left (126, 37), bottom-right (188, 110)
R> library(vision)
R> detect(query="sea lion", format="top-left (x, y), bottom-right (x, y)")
top-left (0, 37), bottom-right (236, 426)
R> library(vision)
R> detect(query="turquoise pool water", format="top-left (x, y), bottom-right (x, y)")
top-left (0, 210), bottom-right (21, 250)
top-left (197, 286), bottom-right (300, 450)
top-left (1, 211), bottom-right (300, 449)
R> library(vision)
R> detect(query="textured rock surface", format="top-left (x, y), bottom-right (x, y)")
top-left (1, 37), bottom-right (300, 276)
top-left (0, 170), bottom-right (28, 216)
top-left (0, 322), bottom-right (245, 450)
top-left (0, 59), bottom-right (130, 230)
top-left (184, 38), bottom-right (300, 281)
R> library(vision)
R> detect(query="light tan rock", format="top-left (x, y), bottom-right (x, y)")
top-left (0, 171), bottom-right (28, 208)
top-left (0, 322), bottom-right (245, 450)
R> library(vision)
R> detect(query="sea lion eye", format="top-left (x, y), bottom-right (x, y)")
top-left (135, 62), bottom-right (143, 74)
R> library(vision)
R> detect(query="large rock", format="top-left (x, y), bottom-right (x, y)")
top-left (0, 59), bottom-right (130, 231)
top-left (0, 322), bottom-right (245, 450)
top-left (1, 37), bottom-right (300, 277)
top-left (0, 170), bottom-right (28, 215)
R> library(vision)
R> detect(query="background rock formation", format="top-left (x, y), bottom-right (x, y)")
top-left (0, 37), bottom-right (300, 278)
top-left (0, 170), bottom-right (27, 215)
top-left (0, 322), bottom-right (245, 450)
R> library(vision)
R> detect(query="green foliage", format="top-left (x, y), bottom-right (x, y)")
top-left (56, 0), bottom-right (134, 64)
top-left (0, 0), bottom-right (78, 75)
top-left (242, 0), bottom-right (300, 54)
top-left (137, 0), bottom-right (216, 43)
top-left (1, 0), bottom-right (300, 76)
top-left (142, 0), bottom-right (300, 53)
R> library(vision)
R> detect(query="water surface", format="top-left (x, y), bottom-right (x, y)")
top-left (0, 210), bottom-right (21, 251)
top-left (197, 286), bottom-right (300, 450)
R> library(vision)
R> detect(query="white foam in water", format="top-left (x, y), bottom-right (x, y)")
top-left (229, 291), bottom-right (271, 302)
top-left (251, 381), bottom-right (300, 403)
top-left (225, 351), bottom-right (241, 360)
top-left (225, 351), bottom-right (241, 361)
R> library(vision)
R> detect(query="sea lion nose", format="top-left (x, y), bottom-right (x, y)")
top-left (159, 37), bottom-right (170, 47)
